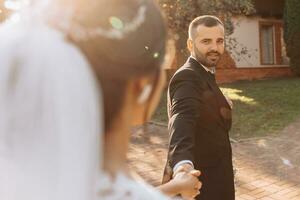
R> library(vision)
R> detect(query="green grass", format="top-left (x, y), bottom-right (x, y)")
top-left (152, 77), bottom-right (300, 139)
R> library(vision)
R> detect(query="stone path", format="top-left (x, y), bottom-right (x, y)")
top-left (127, 119), bottom-right (300, 199)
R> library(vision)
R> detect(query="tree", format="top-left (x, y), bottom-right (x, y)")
top-left (283, 0), bottom-right (300, 76)
top-left (158, 0), bottom-right (255, 66)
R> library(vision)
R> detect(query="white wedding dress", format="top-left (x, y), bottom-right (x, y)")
top-left (0, 1), bottom-right (169, 200)
top-left (98, 172), bottom-right (169, 200)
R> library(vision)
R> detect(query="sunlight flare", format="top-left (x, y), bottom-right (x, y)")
top-left (221, 88), bottom-right (257, 105)
top-left (109, 16), bottom-right (124, 30)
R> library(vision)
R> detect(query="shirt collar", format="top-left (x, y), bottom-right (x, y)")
top-left (190, 56), bottom-right (215, 74)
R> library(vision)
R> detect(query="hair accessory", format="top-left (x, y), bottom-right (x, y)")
top-left (56, 4), bottom-right (147, 41)
top-left (137, 84), bottom-right (152, 104)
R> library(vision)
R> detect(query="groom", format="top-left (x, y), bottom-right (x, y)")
top-left (163, 15), bottom-right (235, 200)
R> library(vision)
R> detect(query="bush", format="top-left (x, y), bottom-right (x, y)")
top-left (283, 0), bottom-right (300, 76)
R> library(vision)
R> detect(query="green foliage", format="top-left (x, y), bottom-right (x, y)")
top-left (159, 0), bottom-right (254, 35)
top-left (283, 0), bottom-right (300, 76)
top-left (157, 0), bottom-right (255, 65)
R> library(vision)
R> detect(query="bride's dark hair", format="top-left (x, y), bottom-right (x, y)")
top-left (68, 0), bottom-right (167, 131)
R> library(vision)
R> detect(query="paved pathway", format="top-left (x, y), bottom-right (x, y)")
top-left (127, 119), bottom-right (300, 200)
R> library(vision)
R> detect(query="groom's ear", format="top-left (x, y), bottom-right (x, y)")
top-left (187, 38), bottom-right (193, 53)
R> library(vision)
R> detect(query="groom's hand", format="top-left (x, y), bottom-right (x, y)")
top-left (173, 169), bottom-right (202, 200)
top-left (173, 163), bottom-right (194, 178)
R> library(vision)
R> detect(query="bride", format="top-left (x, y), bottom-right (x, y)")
top-left (0, 0), bottom-right (201, 199)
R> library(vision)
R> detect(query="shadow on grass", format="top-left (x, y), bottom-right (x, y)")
top-left (221, 77), bottom-right (300, 138)
top-left (152, 77), bottom-right (300, 139)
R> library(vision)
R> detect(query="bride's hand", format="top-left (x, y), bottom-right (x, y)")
top-left (173, 170), bottom-right (202, 199)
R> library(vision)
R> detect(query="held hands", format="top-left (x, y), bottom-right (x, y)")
top-left (173, 163), bottom-right (195, 177)
top-left (173, 164), bottom-right (202, 200)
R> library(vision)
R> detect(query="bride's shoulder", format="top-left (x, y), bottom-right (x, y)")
top-left (97, 172), bottom-right (170, 200)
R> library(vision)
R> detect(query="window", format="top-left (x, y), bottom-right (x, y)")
top-left (259, 21), bottom-right (289, 65)
top-left (261, 25), bottom-right (275, 64)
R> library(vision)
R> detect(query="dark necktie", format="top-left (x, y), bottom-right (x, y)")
top-left (208, 71), bottom-right (216, 82)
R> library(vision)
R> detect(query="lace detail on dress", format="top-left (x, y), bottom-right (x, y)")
top-left (96, 172), bottom-right (170, 200)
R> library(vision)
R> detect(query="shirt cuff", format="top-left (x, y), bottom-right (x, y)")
top-left (173, 160), bottom-right (194, 173)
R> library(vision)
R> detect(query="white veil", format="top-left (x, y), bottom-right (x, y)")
top-left (0, 2), bottom-right (103, 199)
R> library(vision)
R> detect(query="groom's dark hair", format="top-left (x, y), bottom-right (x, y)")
top-left (188, 15), bottom-right (224, 40)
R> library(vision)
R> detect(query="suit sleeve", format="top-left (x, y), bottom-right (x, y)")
top-left (168, 77), bottom-right (203, 168)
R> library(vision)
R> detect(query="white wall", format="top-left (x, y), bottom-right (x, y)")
top-left (228, 16), bottom-right (260, 67)
top-left (228, 16), bottom-right (287, 68)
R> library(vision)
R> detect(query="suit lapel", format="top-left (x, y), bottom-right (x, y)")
top-left (207, 75), bottom-right (231, 110)
top-left (188, 58), bottom-right (232, 130)
top-left (188, 58), bottom-right (231, 110)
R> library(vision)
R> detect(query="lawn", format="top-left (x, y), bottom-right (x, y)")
top-left (152, 77), bottom-right (300, 139)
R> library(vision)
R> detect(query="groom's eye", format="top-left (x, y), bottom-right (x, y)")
top-left (201, 39), bottom-right (211, 45)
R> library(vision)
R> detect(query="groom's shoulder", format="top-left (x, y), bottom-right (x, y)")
top-left (170, 62), bottom-right (199, 84)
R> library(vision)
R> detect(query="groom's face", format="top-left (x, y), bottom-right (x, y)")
top-left (188, 24), bottom-right (225, 68)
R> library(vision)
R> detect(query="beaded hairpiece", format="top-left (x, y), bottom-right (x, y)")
top-left (51, 1), bottom-right (147, 41)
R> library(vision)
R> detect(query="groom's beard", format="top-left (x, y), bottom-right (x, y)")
top-left (194, 49), bottom-right (222, 68)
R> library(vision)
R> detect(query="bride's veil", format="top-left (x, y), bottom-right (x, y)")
top-left (0, 1), bottom-right (104, 199)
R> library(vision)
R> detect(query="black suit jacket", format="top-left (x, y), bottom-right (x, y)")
top-left (163, 57), bottom-right (235, 200)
